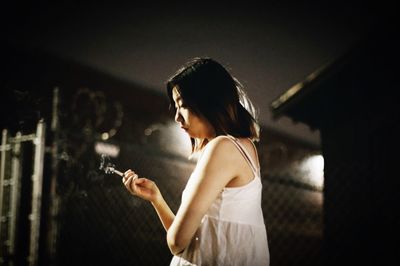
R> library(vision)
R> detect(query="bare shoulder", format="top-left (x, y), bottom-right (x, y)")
top-left (197, 136), bottom-right (257, 187)
top-left (204, 135), bottom-right (236, 155)
top-left (198, 136), bottom-right (240, 166)
top-left (194, 136), bottom-right (241, 183)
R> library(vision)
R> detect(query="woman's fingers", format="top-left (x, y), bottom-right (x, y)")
top-left (134, 177), bottom-right (146, 185)
top-left (122, 171), bottom-right (139, 195)
top-left (121, 170), bottom-right (158, 201)
top-left (123, 169), bottom-right (133, 178)
top-left (122, 169), bottom-right (138, 182)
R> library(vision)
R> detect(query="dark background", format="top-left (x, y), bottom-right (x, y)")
top-left (2, 0), bottom-right (394, 146)
top-left (0, 2), bottom-right (397, 266)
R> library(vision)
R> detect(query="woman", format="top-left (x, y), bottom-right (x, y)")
top-left (123, 58), bottom-right (270, 266)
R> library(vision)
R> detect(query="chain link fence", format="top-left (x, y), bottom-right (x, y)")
top-left (1, 87), bottom-right (323, 266)
top-left (53, 142), bottom-right (323, 266)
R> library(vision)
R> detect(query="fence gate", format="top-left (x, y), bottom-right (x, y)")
top-left (0, 120), bottom-right (46, 266)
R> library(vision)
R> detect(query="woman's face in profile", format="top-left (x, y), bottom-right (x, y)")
top-left (172, 86), bottom-right (215, 139)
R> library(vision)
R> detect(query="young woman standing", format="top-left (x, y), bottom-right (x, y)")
top-left (123, 58), bottom-right (270, 266)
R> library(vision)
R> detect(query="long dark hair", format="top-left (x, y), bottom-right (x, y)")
top-left (166, 57), bottom-right (260, 153)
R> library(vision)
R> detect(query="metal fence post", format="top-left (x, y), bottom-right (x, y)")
top-left (28, 120), bottom-right (46, 266)
top-left (48, 87), bottom-right (60, 264)
top-left (9, 132), bottom-right (22, 259)
top-left (0, 129), bottom-right (8, 264)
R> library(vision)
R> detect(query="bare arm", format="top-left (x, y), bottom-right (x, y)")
top-left (123, 171), bottom-right (175, 231)
top-left (166, 136), bottom-right (240, 254)
top-left (151, 191), bottom-right (175, 231)
top-left (122, 136), bottom-right (241, 255)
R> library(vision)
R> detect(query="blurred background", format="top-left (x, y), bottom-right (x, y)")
top-left (0, 1), bottom-right (397, 266)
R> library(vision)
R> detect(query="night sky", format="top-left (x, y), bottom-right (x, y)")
top-left (2, 1), bottom-right (393, 146)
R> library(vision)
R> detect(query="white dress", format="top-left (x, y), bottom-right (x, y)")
top-left (170, 135), bottom-right (270, 266)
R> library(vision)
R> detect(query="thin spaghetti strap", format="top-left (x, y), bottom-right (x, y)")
top-left (247, 138), bottom-right (261, 170)
top-left (224, 135), bottom-right (258, 176)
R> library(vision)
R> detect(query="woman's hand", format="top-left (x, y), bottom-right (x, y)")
top-left (122, 169), bottom-right (161, 203)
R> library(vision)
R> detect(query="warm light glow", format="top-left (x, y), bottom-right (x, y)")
top-left (299, 155), bottom-right (324, 189)
top-left (101, 132), bottom-right (109, 140)
top-left (145, 121), bottom-right (192, 158)
top-left (94, 142), bottom-right (120, 158)
top-left (164, 121), bottom-right (192, 158)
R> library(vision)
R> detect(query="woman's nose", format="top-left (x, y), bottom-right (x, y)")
top-left (175, 109), bottom-right (182, 123)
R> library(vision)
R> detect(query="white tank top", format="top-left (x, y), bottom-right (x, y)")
top-left (170, 135), bottom-right (270, 266)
